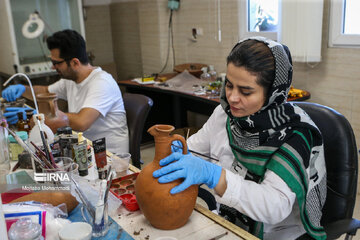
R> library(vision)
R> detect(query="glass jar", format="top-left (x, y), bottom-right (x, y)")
top-left (25, 109), bottom-right (35, 133)
top-left (8, 131), bottom-right (28, 161)
top-left (0, 118), bottom-right (10, 171)
top-left (200, 67), bottom-right (211, 81)
top-left (17, 112), bottom-right (29, 133)
top-left (8, 218), bottom-right (43, 240)
top-left (208, 65), bottom-right (217, 82)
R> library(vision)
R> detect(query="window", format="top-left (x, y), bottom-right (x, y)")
top-left (238, 0), bottom-right (324, 62)
top-left (329, 0), bottom-right (360, 47)
top-left (238, 0), bottom-right (279, 40)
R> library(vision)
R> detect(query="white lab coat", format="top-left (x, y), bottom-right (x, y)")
top-left (187, 105), bottom-right (306, 240)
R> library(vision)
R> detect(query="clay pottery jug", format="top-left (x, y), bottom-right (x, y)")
top-left (135, 124), bottom-right (198, 230)
top-left (36, 93), bottom-right (69, 133)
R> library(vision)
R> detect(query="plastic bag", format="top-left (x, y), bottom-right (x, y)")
top-left (3, 201), bottom-right (71, 240)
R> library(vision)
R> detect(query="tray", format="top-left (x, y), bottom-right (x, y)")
top-left (110, 173), bottom-right (139, 211)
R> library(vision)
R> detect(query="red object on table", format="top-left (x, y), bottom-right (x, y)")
top-left (1, 190), bottom-right (32, 204)
top-left (109, 173), bottom-right (139, 211)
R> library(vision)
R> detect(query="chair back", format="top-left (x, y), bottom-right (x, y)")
top-left (294, 102), bottom-right (358, 225)
top-left (123, 93), bottom-right (153, 169)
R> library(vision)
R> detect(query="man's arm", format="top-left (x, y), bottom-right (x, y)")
top-left (65, 107), bottom-right (100, 132)
top-left (23, 85), bottom-right (49, 101)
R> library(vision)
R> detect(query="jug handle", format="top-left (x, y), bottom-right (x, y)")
top-left (169, 134), bottom-right (188, 154)
top-left (49, 99), bottom-right (56, 116)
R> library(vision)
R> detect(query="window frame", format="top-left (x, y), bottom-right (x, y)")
top-left (238, 0), bottom-right (278, 41)
top-left (328, 0), bottom-right (360, 47)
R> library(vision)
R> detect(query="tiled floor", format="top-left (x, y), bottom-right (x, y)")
top-left (139, 143), bottom-right (360, 240)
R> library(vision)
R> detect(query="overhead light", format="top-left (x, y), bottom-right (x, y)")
top-left (22, 12), bottom-right (45, 39)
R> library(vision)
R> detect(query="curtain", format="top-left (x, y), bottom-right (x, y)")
top-left (278, 0), bottom-right (324, 62)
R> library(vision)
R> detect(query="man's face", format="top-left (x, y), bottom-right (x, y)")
top-left (50, 49), bottom-right (77, 81)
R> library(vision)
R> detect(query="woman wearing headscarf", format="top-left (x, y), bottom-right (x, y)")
top-left (153, 37), bottom-right (327, 240)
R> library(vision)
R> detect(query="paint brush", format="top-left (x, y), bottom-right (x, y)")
top-left (172, 144), bottom-right (219, 162)
top-left (4, 125), bottom-right (48, 169)
top-left (104, 169), bottom-right (114, 204)
top-left (209, 232), bottom-right (228, 240)
top-left (30, 141), bottom-right (54, 169)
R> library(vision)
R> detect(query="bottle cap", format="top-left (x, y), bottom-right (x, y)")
top-left (25, 109), bottom-right (34, 118)
top-left (57, 126), bottom-right (72, 135)
top-left (16, 112), bottom-right (25, 120)
top-left (8, 131), bottom-right (28, 143)
top-left (78, 132), bottom-right (84, 143)
top-left (32, 113), bottom-right (45, 124)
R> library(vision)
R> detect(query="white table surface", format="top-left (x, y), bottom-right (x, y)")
top-left (6, 154), bottom-right (258, 240)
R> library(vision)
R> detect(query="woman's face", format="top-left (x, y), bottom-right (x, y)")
top-left (225, 63), bottom-right (266, 117)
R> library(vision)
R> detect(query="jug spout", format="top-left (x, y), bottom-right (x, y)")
top-left (147, 125), bottom-right (175, 137)
top-left (147, 124), bottom-right (188, 162)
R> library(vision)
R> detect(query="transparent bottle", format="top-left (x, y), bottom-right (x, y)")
top-left (219, 72), bottom-right (226, 82)
top-left (17, 112), bottom-right (29, 133)
top-left (0, 195), bottom-right (9, 240)
top-left (0, 111), bottom-right (11, 172)
top-left (200, 67), bottom-right (211, 81)
top-left (25, 109), bottom-right (34, 133)
top-left (208, 65), bottom-right (217, 82)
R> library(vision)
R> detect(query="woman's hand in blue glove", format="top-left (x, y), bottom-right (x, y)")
top-left (3, 107), bottom-right (35, 124)
top-left (171, 140), bottom-right (187, 154)
top-left (153, 152), bottom-right (222, 194)
top-left (2, 84), bottom-right (26, 102)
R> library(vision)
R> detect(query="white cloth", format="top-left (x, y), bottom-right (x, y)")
top-left (48, 67), bottom-right (129, 154)
top-left (187, 105), bottom-right (306, 240)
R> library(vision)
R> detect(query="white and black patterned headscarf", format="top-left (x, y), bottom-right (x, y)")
top-left (220, 37), bottom-right (327, 240)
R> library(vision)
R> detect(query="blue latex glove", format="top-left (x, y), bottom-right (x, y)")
top-left (3, 107), bottom-right (36, 125)
top-left (2, 84), bottom-right (26, 102)
top-left (171, 140), bottom-right (187, 153)
top-left (153, 152), bottom-right (222, 194)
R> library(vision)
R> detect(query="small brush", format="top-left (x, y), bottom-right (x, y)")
top-left (172, 144), bottom-right (219, 162)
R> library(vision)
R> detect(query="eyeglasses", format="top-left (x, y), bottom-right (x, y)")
top-left (50, 58), bottom-right (71, 66)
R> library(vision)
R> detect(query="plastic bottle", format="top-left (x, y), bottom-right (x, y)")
top-left (0, 196), bottom-right (9, 240)
top-left (28, 113), bottom-right (54, 151)
top-left (200, 67), bottom-right (211, 81)
top-left (208, 65), bottom-right (217, 82)
top-left (0, 118), bottom-right (10, 172)
top-left (77, 132), bottom-right (98, 181)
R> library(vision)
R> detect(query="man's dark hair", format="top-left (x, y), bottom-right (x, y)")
top-left (46, 29), bottom-right (89, 65)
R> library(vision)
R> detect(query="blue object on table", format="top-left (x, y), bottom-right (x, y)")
top-left (68, 204), bottom-right (133, 240)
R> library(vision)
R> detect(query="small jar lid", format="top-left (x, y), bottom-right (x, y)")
top-left (8, 131), bottom-right (28, 143)
top-left (57, 126), bottom-right (72, 135)
top-left (8, 218), bottom-right (42, 240)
